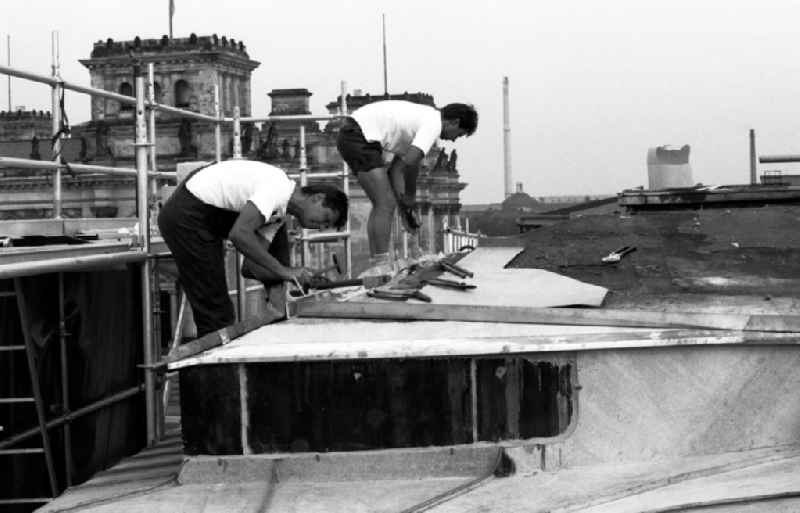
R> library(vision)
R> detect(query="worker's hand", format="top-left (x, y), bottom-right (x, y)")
top-left (286, 266), bottom-right (314, 286)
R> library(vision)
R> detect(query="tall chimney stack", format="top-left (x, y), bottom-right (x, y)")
top-left (503, 76), bottom-right (512, 198)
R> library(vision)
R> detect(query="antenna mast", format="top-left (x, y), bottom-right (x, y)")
top-left (382, 14), bottom-right (388, 95)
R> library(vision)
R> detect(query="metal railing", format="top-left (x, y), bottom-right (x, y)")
top-left (0, 46), bottom-right (354, 504)
top-left (443, 217), bottom-right (482, 254)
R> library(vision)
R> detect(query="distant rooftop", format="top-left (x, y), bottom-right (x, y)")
top-left (0, 110), bottom-right (52, 120)
top-left (88, 34), bottom-right (251, 59)
top-left (510, 205), bottom-right (800, 301)
top-left (502, 191), bottom-right (540, 210)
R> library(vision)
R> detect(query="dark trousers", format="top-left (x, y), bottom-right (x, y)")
top-left (158, 185), bottom-right (238, 337)
top-left (158, 174), bottom-right (291, 338)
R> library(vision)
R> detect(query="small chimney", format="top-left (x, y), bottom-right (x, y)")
top-left (353, 88), bottom-right (363, 96)
top-left (268, 89), bottom-right (312, 115)
top-left (516, 182), bottom-right (523, 193)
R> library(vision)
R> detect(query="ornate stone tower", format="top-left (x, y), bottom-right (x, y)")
top-left (77, 34), bottom-right (260, 166)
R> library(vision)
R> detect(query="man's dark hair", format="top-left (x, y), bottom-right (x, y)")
top-left (301, 184), bottom-right (349, 229)
top-left (441, 103), bottom-right (478, 136)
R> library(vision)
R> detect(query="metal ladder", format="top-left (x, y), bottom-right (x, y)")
top-left (0, 279), bottom-right (59, 507)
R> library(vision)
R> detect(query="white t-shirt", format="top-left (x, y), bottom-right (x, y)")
top-left (351, 100), bottom-right (441, 157)
top-left (186, 160), bottom-right (294, 239)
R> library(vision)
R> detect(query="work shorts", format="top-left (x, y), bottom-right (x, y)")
top-left (336, 117), bottom-right (385, 174)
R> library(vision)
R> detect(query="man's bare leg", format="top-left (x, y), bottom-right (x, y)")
top-left (356, 167), bottom-right (397, 257)
top-left (387, 157), bottom-right (420, 233)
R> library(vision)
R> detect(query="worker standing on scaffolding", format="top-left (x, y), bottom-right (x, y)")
top-left (336, 100), bottom-right (478, 274)
top-left (158, 160), bottom-right (348, 337)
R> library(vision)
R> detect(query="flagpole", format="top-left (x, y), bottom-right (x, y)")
top-left (7, 34), bottom-right (11, 111)
top-left (381, 14), bottom-right (388, 96)
top-left (169, 0), bottom-right (174, 40)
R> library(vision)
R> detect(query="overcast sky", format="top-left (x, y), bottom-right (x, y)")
top-left (3, 0), bottom-right (800, 203)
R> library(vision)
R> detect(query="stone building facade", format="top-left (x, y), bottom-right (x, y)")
top-left (0, 35), bottom-right (467, 261)
top-left (0, 34), bottom-right (260, 219)
top-left (77, 33), bottom-right (260, 166)
top-left (0, 110), bottom-right (53, 140)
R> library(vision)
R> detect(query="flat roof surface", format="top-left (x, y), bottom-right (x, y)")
top-left (510, 206), bottom-right (800, 300)
top-left (168, 241), bottom-right (800, 370)
top-left (167, 318), bottom-right (799, 369)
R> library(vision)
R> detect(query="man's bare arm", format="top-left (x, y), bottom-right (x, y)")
top-left (388, 147), bottom-right (425, 204)
top-left (229, 202), bottom-right (310, 283)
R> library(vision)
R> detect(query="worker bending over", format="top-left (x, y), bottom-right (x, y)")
top-left (336, 100), bottom-right (477, 273)
top-left (158, 160), bottom-right (348, 337)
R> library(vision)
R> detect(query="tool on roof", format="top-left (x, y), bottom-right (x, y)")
top-left (289, 274), bottom-right (392, 296)
top-left (291, 277), bottom-right (307, 297)
top-left (440, 260), bottom-right (474, 279)
top-left (422, 277), bottom-right (476, 290)
top-left (367, 287), bottom-right (432, 302)
top-left (314, 275), bottom-right (390, 290)
top-left (601, 246), bottom-right (637, 263)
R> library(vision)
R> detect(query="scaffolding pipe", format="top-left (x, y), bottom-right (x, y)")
top-left (340, 80), bottom-right (352, 277)
top-left (58, 273), bottom-right (73, 486)
top-left (0, 64), bottom-right (136, 106)
top-left (147, 64), bottom-right (159, 215)
top-left (300, 125), bottom-right (310, 266)
top-left (236, 253), bottom-right (246, 322)
top-left (0, 156), bottom-right (176, 179)
top-left (286, 170), bottom-right (344, 180)
top-left (749, 129), bottom-right (757, 185)
top-left (152, 262), bottom-right (164, 441)
top-left (299, 125), bottom-right (307, 170)
top-left (0, 64), bottom-right (220, 123)
top-left (146, 66), bottom-right (162, 391)
top-left (214, 84), bottom-right (222, 162)
top-left (51, 82), bottom-right (62, 219)
top-left (51, 33), bottom-right (62, 219)
top-left (135, 68), bottom-right (156, 446)
top-left (231, 114), bottom-right (340, 123)
top-left (146, 101), bottom-right (219, 122)
top-left (232, 105), bottom-right (242, 159)
top-left (298, 231), bottom-right (352, 243)
top-left (0, 385), bottom-right (144, 449)
top-left (162, 292), bottom-right (186, 413)
top-left (0, 251), bottom-right (149, 279)
top-left (232, 108), bottom-right (242, 159)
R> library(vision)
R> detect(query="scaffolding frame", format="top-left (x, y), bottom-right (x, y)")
top-left (0, 48), bottom-right (351, 505)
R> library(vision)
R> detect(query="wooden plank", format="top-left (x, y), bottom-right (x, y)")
top-left (295, 301), bottom-right (800, 332)
top-left (160, 306), bottom-right (284, 368)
